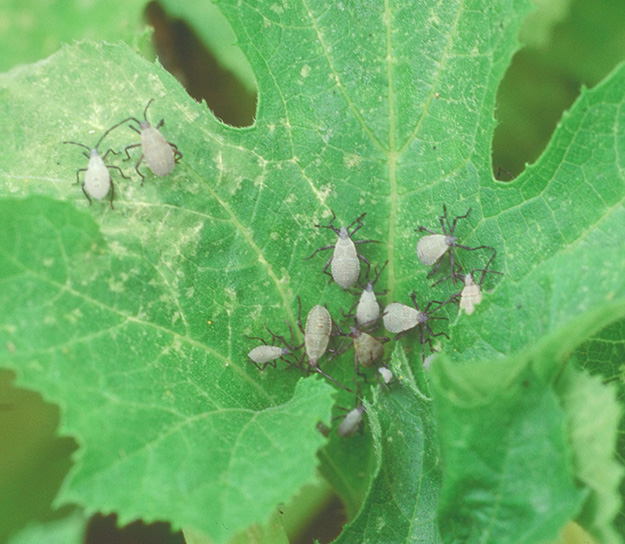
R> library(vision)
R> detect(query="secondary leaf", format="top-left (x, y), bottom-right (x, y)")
top-left (6, 511), bottom-right (87, 544)
top-left (0, 0), bottom-right (150, 71)
top-left (431, 356), bottom-right (585, 544)
top-left (0, 370), bottom-right (77, 542)
top-left (556, 364), bottom-right (623, 544)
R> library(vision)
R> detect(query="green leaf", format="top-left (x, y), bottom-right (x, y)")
top-left (574, 319), bottom-right (625, 534)
top-left (556, 364), bottom-right (624, 544)
top-left (0, 0), bottom-right (150, 71)
top-left (431, 356), bottom-right (585, 544)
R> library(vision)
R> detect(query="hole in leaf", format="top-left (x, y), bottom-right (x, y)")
top-left (145, 1), bottom-right (257, 128)
top-left (492, 0), bottom-right (625, 179)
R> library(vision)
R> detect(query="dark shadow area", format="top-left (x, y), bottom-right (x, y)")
top-left (492, 0), bottom-right (625, 179)
top-left (294, 494), bottom-right (347, 544)
top-left (145, 1), bottom-right (257, 128)
top-left (0, 370), bottom-right (79, 543)
top-left (86, 514), bottom-right (184, 544)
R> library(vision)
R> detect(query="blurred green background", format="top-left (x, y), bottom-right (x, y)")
top-left (1, 0), bottom-right (624, 542)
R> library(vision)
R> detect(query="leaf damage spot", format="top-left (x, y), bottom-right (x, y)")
top-left (270, 3), bottom-right (284, 15)
top-left (108, 278), bottom-right (125, 293)
top-left (64, 308), bottom-right (83, 323)
top-left (344, 153), bottom-right (362, 169)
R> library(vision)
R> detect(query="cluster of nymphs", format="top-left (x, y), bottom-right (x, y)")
top-left (63, 99), bottom-right (182, 209)
top-left (246, 207), bottom-right (502, 437)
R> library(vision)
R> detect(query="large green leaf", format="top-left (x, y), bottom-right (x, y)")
top-left (1, 0), bottom-right (625, 542)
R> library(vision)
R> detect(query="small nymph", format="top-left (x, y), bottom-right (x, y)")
top-left (63, 119), bottom-right (130, 208)
top-left (121, 98), bottom-right (182, 183)
top-left (246, 323), bottom-right (300, 370)
top-left (382, 293), bottom-right (451, 360)
top-left (354, 260), bottom-right (388, 326)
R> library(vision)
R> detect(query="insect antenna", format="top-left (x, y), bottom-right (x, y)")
top-left (62, 141), bottom-right (90, 152)
top-left (94, 117), bottom-right (139, 151)
top-left (144, 98), bottom-right (155, 121)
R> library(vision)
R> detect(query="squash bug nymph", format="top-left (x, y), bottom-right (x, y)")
top-left (416, 205), bottom-right (495, 283)
top-left (338, 404), bottom-right (365, 437)
top-left (297, 298), bottom-right (352, 392)
top-left (122, 99), bottom-right (182, 184)
top-left (458, 262), bottom-right (503, 315)
top-left (354, 260), bottom-right (388, 326)
top-left (377, 365), bottom-right (394, 387)
top-left (336, 380), bottom-right (366, 437)
top-left (304, 211), bottom-right (378, 289)
top-left (383, 293), bottom-right (451, 360)
top-left (336, 319), bottom-right (388, 377)
top-left (63, 119), bottom-right (130, 209)
top-left (246, 322), bottom-right (301, 370)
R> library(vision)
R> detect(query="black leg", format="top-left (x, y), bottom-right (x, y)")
top-left (108, 165), bottom-right (130, 180)
top-left (81, 183), bottom-right (92, 206)
top-left (347, 212), bottom-right (366, 236)
top-left (101, 148), bottom-right (118, 160)
top-left (123, 143), bottom-right (141, 161)
top-left (303, 244), bottom-right (335, 260)
top-left (135, 154), bottom-right (145, 185)
top-left (109, 179), bottom-right (115, 209)
top-left (357, 254), bottom-right (371, 279)
top-left (75, 168), bottom-right (87, 185)
top-left (417, 226), bottom-right (438, 235)
top-left (321, 257), bottom-right (333, 280)
top-left (450, 207), bottom-right (471, 235)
